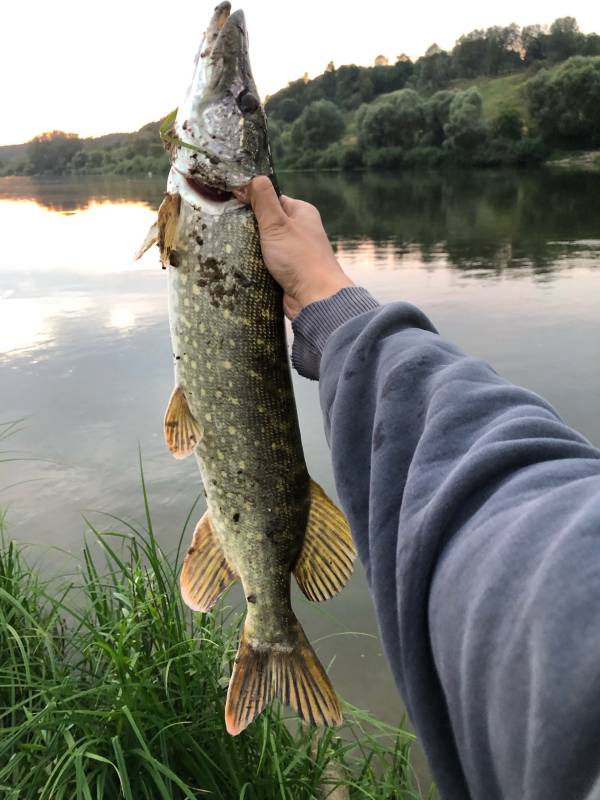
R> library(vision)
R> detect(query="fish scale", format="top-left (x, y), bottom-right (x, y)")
top-left (137, 1), bottom-right (356, 735)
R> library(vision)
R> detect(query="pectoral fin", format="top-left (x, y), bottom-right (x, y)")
top-left (134, 191), bottom-right (180, 265)
top-left (180, 511), bottom-right (237, 612)
top-left (164, 386), bottom-right (202, 459)
top-left (293, 480), bottom-right (356, 603)
top-left (134, 221), bottom-right (159, 261)
top-left (157, 192), bottom-right (181, 267)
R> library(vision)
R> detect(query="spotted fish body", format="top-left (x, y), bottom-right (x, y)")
top-left (169, 198), bottom-right (310, 634)
top-left (139, 2), bottom-right (355, 735)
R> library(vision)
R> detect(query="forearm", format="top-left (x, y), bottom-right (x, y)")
top-left (293, 289), bottom-right (600, 799)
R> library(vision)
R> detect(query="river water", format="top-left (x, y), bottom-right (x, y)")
top-left (1, 170), bottom-right (599, 758)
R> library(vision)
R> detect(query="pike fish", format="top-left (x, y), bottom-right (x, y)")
top-left (136, 1), bottom-right (355, 736)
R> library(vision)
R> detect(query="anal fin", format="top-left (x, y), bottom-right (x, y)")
top-left (164, 386), bottom-right (203, 459)
top-left (225, 615), bottom-right (342, 736)
top-left (294, 480), bottom-right (356, 603)
top-left (180, 511), bottom-right (237, 612)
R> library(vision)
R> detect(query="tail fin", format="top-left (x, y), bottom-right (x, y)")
top-left (225, 617), bottom-right (342, 736)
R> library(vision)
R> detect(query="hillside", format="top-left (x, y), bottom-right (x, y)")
top-left (448, 71), bottom-right (532, 121)
top-left (364, 70), bottom-right (531, 123)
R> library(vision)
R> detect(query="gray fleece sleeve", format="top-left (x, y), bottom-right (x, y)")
top-left (292, 289), bottom-right (600, 800)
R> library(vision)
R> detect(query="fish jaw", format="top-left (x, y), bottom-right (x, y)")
top-left (170, 5), bottom-right (273, 203)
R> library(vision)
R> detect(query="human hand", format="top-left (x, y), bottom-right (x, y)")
top-left (243, 176), bottom-right (353, 319)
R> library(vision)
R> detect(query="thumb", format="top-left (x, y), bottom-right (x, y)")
top-left (248, 176), bottom-right (287, 231)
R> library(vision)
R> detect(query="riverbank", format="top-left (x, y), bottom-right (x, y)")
top-left (0, 467), bottom-right (420, 799)
top-left (546, 149), bottom-right (600, 170)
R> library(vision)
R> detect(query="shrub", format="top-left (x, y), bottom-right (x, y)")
top-left (492, 108), bottom-right (525, 141)
top-left (314, 143), bottom-right (342, 169)
top-left (443, 88), bottom-right (488, 152)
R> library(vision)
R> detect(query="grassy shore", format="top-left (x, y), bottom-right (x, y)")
top-left (0, 457), bottom-right (422, 799)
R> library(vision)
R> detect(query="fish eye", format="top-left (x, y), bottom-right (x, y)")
top-left (237, 89), bottom-right (259, 114)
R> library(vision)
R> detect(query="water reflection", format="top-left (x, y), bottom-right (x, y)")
top-left (0, 294), bottom-right (93, 355)
top-left (0, 175), bottom-right (163, 211)
top-left (4, 170), bottom-right (599, 279)
top-left (284, 170), bottom-right (600, 276)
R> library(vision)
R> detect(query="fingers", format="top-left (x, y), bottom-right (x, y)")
top-left (280, 194), bottom-right (318, 222)
top-left (279, 195), bottom-right (295, 214)
top-left (283, 294), bottom-right (301, 320)
top-left (248, 176), bottom-right (287, 230)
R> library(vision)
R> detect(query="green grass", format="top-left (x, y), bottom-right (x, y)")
top-left (0, 452), bottom-right (421, 799)
top-left (448, 71), bottom-right (532, 121)
top-left (372, 70), bottom-right (533, 124)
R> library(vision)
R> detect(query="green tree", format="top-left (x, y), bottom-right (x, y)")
top-left (413, 49), bottom-right (454, 91)
top-left (522, 24), bottom-right (548, 64)
top-left (453, 30), bottom-right (488, 77)
top-left (359, 90), bottom-right (425, 150)
top-left (547, 17), bottom-right (585, 62)
top-left (526, 56), bottom-right (600, 146)
top-left (424, 90), bottom-right (454, 145)
top-left (290, 100), bottom-right (345, 150)
top-left (27, 131), bottom-right (82, 174)
top-left (276, 98), bottom-right (301, 122)
top-left (453, 25), bottom-right (524, 78)
top-left (71, 151), bottom-right (89, 171)
top-left (484, 24), bottom-right (522, 75)
top-left (443, 88), bottom-right (487, 152)
top-left (369, 60), bottom-right (413, 95)
top-left (87, 151), bottom-right (105, 169)
top-left (585, 33), bottom-right (600, 56)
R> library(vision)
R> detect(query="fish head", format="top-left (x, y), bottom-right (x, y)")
top-left (168, 2), bottom-right (274, 207)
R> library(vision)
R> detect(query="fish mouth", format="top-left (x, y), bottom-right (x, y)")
top-left (203, 1), bottom-right (232, 54)
top-left (185, 175), bottom-right (233, 203)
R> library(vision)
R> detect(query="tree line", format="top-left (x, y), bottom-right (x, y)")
top-left (266, 16), bottom-right (599, 113)
top-left (1, 123), bottom-right (169, 178)
top-left (265, 16), bottom-right (600, 172)
top-left (1, 16), bottom-right (598, 177)
top-left (267, 53), bottom-right (600, 171)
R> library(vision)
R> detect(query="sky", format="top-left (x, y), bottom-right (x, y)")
top-left (2, 0), bottom-right (599, 146)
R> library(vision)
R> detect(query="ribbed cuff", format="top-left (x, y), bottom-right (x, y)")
top-left (291, 287), bottom-right (380, 380)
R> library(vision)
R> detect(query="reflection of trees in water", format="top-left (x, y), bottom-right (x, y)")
top-left (283, 169), bottom-right (600, 278)
top-left (0, 175), bottom-right (165, 212)
top-left (1, 171), bottom-right (598, 278)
